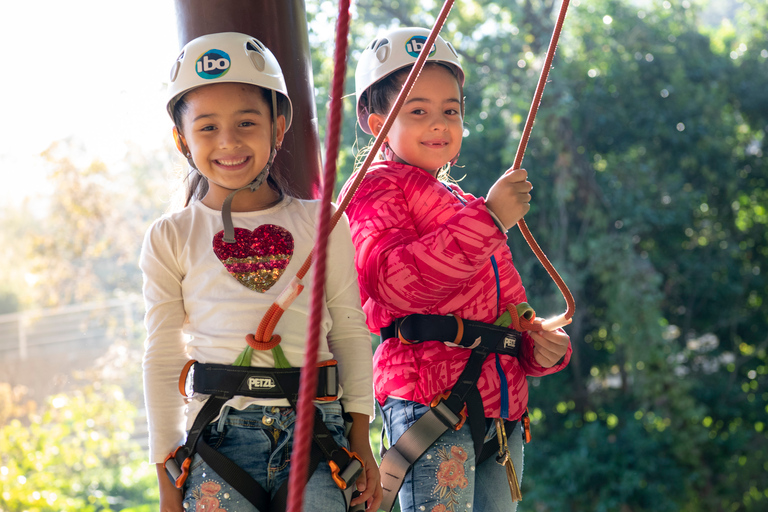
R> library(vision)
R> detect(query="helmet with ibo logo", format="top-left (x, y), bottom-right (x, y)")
top-left (167, 32), bottom-right (293, 243)
top-left (355, 27), bottom-right (464, 134)
top-left (167, 31), bottom-right (292, 130)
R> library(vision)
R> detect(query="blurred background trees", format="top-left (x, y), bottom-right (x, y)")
top-left (1, 0), bottom-right (765, 510)
top-left (311, 0), bottom-right (767, 510)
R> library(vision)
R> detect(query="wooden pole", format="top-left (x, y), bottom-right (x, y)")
top-left (173, 0), bottom-right (321, 199)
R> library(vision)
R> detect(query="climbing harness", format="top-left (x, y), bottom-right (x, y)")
top-left (163, 360), bottom-right (364, 511)
top-left (380, 314), bottom-right (521, 356)
top-left (377, 314), bottom-right (529, 512)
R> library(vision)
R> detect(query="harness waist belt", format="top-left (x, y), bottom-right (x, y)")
top-left (380, 314), bottom-right (521, 356)
top-left (182, 361), bottom-right (338, 401)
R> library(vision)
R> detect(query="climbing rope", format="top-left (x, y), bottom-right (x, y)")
top-left (507, 0), bottom-right (575, 331)
top-left (285, 2), bottom-right (352, 511)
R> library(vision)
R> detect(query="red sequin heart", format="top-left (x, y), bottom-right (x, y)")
top-left (213, 225), bottom-right (294, 292)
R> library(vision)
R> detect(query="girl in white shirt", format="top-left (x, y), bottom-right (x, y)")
top-left (140, 32), bottom-right (380, 512)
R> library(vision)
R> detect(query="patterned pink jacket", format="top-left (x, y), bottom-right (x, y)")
top-left (339, 161), bottom-right (571, 420)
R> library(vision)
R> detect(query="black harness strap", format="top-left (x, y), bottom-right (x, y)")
top-left (271, 412), bottom-right (363, 512)
top-left (187, 362), bottom-right (338, 401)
top-left (165, 362), bottom-right (362, 512)
top-left (196, 435), bottom-right (271, 509)
top-left (378, 316), bottom-right (522, 512)
top-left (380, 314), bottom-right (520, 356)
top-left (164, 395), bottom-right (229, 491)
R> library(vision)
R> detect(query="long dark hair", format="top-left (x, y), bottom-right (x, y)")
top-left (172, 84), bottom-right (293, 206)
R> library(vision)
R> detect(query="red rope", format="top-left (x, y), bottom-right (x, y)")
top-left (508, 0), bottom-right (575, 329)
top-left (285, 1), bottom-right (351, 511)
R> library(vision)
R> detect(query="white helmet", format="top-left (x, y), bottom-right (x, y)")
top-left (355, 27), bottom-right (464, 134)
top-left (167, 32), bottom-right (292, 129)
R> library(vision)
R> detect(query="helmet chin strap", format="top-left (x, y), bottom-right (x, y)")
top-left (220, 150), bottom-right (275, 243)
top-left (221, 89), bottom-right (280, 244)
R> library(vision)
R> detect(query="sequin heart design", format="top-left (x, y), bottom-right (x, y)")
top-left (213, 225), bottom-right (294, 292)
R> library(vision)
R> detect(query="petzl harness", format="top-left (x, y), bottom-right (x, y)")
top-left (377, 314), bottom-right (528, 512)
top-left (163, 361), bottom-right (364, 512)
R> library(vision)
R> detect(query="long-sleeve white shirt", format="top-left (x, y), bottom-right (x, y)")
top-left (140, 197), bottom-right (374, 463)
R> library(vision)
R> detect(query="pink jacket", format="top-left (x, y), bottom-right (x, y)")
top-left (339, 161), bottom-right (571, 420)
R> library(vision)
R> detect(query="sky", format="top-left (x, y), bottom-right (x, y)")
top-left (1, 1), bottom-right (179, 206)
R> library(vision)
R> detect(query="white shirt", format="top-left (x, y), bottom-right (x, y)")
top-left (140, 196), bottom-right (373, 463)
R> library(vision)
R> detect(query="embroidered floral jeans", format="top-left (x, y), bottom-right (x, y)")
top-left (381, 397), bottom-right (524, 512)
top-left (182, 402), bottom-right (349, 512)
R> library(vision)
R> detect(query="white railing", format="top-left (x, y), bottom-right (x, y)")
top-left (0, 295), bottom-right (145, 360)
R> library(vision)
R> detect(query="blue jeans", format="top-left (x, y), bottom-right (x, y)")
top-left (381, 398), bottom-right (524, 512)
top-left (182, 401), bottom-right (349, 512)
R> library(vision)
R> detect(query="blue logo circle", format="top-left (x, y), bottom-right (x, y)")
top-left (404, 36), bottom-right (436, 58)
top-left (195, 49), bottom-right (231, 79)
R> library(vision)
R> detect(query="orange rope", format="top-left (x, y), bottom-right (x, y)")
top-left (247, 0), bottom-right (457, 345)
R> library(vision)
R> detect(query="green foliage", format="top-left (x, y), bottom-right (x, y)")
top-left (0, 383), bottom-right (157, 511)
top-left (308, 0), bottom-right (768, 510)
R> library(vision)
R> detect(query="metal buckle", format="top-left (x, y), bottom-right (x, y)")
top-left (430, 392), bottom-right (467, 431)
top-left (316, 360), bottom-right (339, 401)
top-left (329, 447), bottom-right (364, 490)
top-left (178, 360), bottom-right (197, 398)
top-left (396, 316), bottom-right (414, 344)
top-left (163, 446), bottom-right (192, 488)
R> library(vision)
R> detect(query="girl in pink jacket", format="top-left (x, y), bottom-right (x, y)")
top-left (339, 28), bottom-right (572, 512)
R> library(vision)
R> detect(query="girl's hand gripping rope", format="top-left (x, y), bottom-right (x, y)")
top-left (529, 328), bottom-right (570, 368)
top-left (485, 168), bottom-right (533, 231)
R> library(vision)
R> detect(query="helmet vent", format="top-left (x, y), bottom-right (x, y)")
top-left (247, 40), bottom-right (266, 53)
top-left (170, 61), bottom-right (181, 82)
top-left (368, 38), bottom-right (379, 50)
top-left (375, 38), bottom-right (390, 63)
top-left (250, 52), bottom-right (266, 71)
top-left (446, 42), bottom-right (459, 58)
top-left (246, 41), bottom-right (267, 71)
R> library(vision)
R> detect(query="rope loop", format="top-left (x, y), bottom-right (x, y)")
top-left (245, 333), bottom-right (282, 351)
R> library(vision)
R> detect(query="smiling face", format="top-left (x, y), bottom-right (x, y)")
top-left (177, 82), bottom-right (285, 208)
top-left (368, 64), bottom-right (463, 176)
